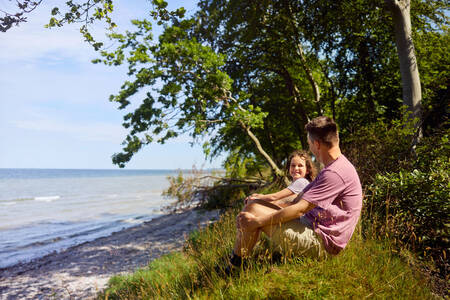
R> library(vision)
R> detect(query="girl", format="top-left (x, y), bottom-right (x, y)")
top-left (245, 150), bottom-right (317, 207)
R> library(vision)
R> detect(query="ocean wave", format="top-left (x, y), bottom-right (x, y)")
top-left (121, 218), bottom-right (144, 225)
top-left (5, 223), bottom-right (113, 252)
top-left (0, 197), bottom-right (33, 203)
top-left (14, 237), bottom-right (64, 250)
top-left (0, 214), bottom-right (157, 269)
top-left (0, 201), bottom-right (17, 206)
top-left (34, 196), bottom-right (61, 202)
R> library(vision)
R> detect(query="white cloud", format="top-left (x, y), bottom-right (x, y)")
top-left (11, 117), bottom-right (126, 143)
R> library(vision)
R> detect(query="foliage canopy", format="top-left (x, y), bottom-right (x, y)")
top-left (37, 0), bottom-right (448, 178)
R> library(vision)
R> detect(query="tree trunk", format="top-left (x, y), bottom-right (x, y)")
top-left (386, 0), bottom-right (422, 136)
top-left (295, 42), bottom-right (323, 115)
top-left (286, 1), bottom-right (323, 115)
top-left (240, 120), bottom-right (290, 186)
top-left (223, 94), bottom-right (289, 185)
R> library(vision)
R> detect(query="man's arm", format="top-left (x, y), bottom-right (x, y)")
top-left (238, 199), bottom-right (315, 232)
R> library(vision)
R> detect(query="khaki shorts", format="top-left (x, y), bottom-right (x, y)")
top-left (270, 218), bottom-right (328, 260)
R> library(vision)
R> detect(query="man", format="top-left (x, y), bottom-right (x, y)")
top-left (228, 116), bottom-right (362, 268)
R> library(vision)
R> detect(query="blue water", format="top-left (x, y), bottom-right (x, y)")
top-left (0, 168), bottom-right (176, 180)
top-left (0, 168), bottom-right (186, 268)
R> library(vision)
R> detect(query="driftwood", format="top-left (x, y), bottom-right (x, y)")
top-left (163, 172), bottom-right (270, 209)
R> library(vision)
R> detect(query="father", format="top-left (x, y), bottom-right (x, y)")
top-left (228, 116), bottom-right (362, 268)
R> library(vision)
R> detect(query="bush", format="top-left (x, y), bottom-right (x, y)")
top-left (341, 113), bottom-right (418, 186)
top-left (364, 130), bottom-right (450, 276)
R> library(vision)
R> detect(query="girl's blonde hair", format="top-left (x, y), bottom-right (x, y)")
top-left (287, 150), bottom-right (317, 182)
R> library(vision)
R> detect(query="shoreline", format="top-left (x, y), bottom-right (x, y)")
top-left (0, 208), bottom-right (220, 300)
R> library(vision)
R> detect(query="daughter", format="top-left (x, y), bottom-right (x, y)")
top-left (245, 150), bottom-right (317, 208)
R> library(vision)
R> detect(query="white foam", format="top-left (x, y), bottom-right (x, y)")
top-left (121, 218), bottom-right (144, 224)
top-left (34, 196), bottom-right (60, 202)
top-left (1, 202), bottom-right (17, 206)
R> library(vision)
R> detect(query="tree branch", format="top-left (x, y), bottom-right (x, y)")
top-left (223, 91), bottom-right (289, 185)
top-left (287, 2), bottom-right (323, 115)
top-left (0, 0), bottom-right (42, 32)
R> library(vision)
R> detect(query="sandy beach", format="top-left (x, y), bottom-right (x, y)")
top-left (0, 208), bottom-right (220, 300)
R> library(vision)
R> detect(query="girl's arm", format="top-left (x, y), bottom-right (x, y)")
top-left (246, 188), bottom-right (294, 202)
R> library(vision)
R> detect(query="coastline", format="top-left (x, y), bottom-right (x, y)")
top-left (0, 208), bottom-right (220, 300)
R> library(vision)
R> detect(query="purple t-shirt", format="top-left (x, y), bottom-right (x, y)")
top-left (302, 155), bottom-right (362, 255)
top-left (287, 177), bottom-right (310, 194)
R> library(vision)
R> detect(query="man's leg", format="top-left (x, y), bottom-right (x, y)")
top-left (233, 201), bottom-right (281, 257)
top-left (234, 196), bottom-right (297, 256)
top-left (262, 218), bottom-right (328, 260)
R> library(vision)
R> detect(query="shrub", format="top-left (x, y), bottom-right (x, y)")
top-left (342, 113), bottom-right (449, 276)
top-left (364, 130), bottom-right (450, 276)
top-left (341, 113), bottom-right (418, 186)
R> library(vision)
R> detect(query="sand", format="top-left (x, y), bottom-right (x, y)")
top-left (0, 208), bottom-right (220, 300)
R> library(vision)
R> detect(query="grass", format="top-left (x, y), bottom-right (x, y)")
top-left (99, 208), bottom-right (440, 299)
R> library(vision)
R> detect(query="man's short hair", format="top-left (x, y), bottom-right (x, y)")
top-left (305, 116), bottom-right (339, 147)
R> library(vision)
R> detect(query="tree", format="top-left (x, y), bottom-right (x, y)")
top-left (193, 0), bottom-right (325, 155)
top-left (0, 0), bottom-right (42, 32)
top-left (291, 0), bottom-right (447, 132)
top-left (53, 0), bottom-right (325, 183)
top-left (288, 1), bottom-right (404, 128)
top-left (41, 0), bottom-right (449, 177)
top-left (89, 16), bottom-right (292, 182)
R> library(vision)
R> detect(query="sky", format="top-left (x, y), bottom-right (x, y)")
top-left (0, 0), bottom-right (225, 170)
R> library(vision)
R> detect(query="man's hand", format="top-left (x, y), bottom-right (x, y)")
top-left (244, 193), bottom-right (262, 205)
top-left (237, 211), bottom-right (260, 232)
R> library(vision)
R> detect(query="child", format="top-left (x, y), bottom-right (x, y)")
top-left (245, 150), bottom-right (317, 207)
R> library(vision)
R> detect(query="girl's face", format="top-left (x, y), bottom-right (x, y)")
top-left (289, 155), bottom-right (308, 181)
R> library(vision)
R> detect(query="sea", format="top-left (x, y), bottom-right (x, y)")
top-left (0, 168), bottom-right (186, 269)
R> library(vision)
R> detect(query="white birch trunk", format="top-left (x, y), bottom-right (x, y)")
top-left (386, 0), bottom-right (422, 134)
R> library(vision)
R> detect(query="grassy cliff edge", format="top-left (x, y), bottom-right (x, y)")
top-left (100, 208), bottom-right (439, 299)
